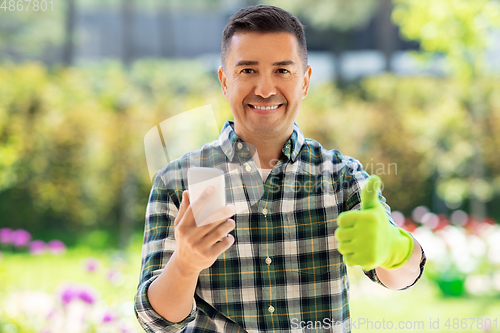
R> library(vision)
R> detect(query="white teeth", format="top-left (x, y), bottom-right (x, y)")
top-left (252, 105), bottom-right (279, 110)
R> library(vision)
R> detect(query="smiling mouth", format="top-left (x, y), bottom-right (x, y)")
top-left (248, 104), bottom-right (283, 111)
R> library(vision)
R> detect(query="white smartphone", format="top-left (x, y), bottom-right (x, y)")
top-left (187, 167), bottom-right (226, 227)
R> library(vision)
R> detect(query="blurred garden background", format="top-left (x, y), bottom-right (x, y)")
top-left (1, 0), bottom-right (500, 332)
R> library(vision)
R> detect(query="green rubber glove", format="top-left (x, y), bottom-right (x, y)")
top-left (334, 175), bottom-right (414, 271)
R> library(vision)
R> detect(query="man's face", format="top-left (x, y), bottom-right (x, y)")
top-left (218, 31), bottom-right (312, 140)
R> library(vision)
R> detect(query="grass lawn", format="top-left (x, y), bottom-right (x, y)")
top-left (0, 240), bottom-right (145, 333)
top-left (348, 266), bottom-right (500, 333)
top-left (1, 242), bottom-right (499, 333)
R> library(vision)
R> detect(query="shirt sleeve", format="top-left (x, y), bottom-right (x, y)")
top-left (134, 170), bottom-right (196, 332)
top-left (341, 156), bottom-right (426, 289)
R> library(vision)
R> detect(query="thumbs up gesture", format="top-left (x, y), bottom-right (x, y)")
top-left (334, 175), bottom-right (414, 272)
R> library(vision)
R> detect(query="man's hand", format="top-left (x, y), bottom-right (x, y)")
top-left (171, 188), bottom-right (236, 276)
top-left (334, 175), bottom-right (414, 271)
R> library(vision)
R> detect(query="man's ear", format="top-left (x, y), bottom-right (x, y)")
top-left (218, 66), bottom-right (228, 99)
top-left (302, 65), bottom-right (312, 99)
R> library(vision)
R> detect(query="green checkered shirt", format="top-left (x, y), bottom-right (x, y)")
top-left (135, 120), bottom-right (426, 333)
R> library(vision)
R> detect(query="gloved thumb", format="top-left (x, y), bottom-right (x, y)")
top-left (361, 175), bottom-right (382, 210)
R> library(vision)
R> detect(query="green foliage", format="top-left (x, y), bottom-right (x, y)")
top-left (298, 75), bottom-right (500, 214)
top-left (392, 0), bottom-right (500, 79)
top-left (1, 60), bottom-right (499, 241)
top-left (0, 60), bottom-right (225, 244)
top-left (391, 0), bottom-right (500, 217)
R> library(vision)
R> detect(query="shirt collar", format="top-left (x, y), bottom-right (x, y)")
top-left (218, 120), bottom-right (305, 163)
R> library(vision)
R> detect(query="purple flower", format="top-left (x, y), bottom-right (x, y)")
top-left (120, 326), bottom-right (131, 333)
top-left (107, 268), bottom-right (123, 285)
top-left (102, 310), bottom-right (116, 323)
top-left (29, 240), bottom-right (46, 255)
top-left (84, 258), bottom-right (100, 272)
top-left (60, 285), bottom-right (79, 305)
top-left (78, 288), bottom-right (96, 304)
top-left (59, 284), bottom-right (98, 306)
top-left (11, 229), bottom-right (32, 247)
top-left (48, 240), bottom-right (66, 255)
top-left (0, 228), bottom-right (13, 244)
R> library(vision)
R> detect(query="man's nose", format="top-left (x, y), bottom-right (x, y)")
top-left (254, 74), bottom-right (276, 98)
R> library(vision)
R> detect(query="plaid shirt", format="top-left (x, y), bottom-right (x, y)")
top-left (135, 120), bottom-right (426, 333)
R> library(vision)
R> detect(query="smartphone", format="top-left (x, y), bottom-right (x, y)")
top-left (187, 167), bottom-right (226, 227)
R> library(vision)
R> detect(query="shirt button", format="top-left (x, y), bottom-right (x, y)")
top-left (265, 257), bottom-right (272, 265)
top-left (262, 208), bottom-right (268, 215)
top-left (237, 142), bottom-right (243, 149)
top-left (245, 165), bottom-right (252, 172)
top-left (268, 305), bottom-right (275, 313)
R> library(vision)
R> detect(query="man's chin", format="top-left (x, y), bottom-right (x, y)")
top-left (248, 122), bottom-right (283, 135)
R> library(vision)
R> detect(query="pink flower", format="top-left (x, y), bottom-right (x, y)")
top-left (404, 223), bottom-right (418, 233)
top-left (84, 258), bottom-right (100, 272)
top-left (120, 326), bottom-right (131, 333)
top-left (59, 284), bottom-right (98, 305)
top-left (465, 219), bottom-right (480, 235)
top-left (11, 229), bottom-right (32, 247)
top-left (78, 288), bottom-right (96, 304)
top-left (48, 240), bottom-right (66, 255)
top-left (435, 215), bottom-right (450, 231)
top-left (451, 210), bottom-right (468, 226)
top-left (483, 217), bottom-right (496, 225)
top-left (403, 218), bottom-right (418, 232)
top-left (107, 268), bottom-right (123, 285)
top-left (29, 240), bottom-right (46, 255)
top-left (0, 228), bottom-right (12, 244)
top-left (391, 211), bottom-right (405, 227)
top-left (60, 285), bottom-right (79, 305)
top-left (102, 310), bottom-right (116, 323)
top-left (435, 220), bottom-right (449, 231)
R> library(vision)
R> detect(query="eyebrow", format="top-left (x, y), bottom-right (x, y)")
top-left (235, 60), bottom-right (296, 67)
top-left (273, 60), bottom-right (296, 66)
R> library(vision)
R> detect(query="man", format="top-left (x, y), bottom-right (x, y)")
top-left (135, 5), bottom-right (425, 333)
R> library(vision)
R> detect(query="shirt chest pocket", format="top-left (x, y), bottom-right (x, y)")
top-left (283, 180), bottom-right (343, 278)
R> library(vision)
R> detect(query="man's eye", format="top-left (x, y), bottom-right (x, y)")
top-left (277, 68), bottom-right (289, 74)
top-left (242, 68), bottom-right (255, 74)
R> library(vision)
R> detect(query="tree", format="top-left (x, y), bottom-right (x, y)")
top-left (392, 0), bottom-right (500, 218)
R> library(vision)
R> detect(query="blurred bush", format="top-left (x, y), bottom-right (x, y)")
top-left (0, 60), bottom-right (229, 247)
top-left (1, 60), bottom-right (499, 247)
top-left (298, 74), bottom-right (500, 216)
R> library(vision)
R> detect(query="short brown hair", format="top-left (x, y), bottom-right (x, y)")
top-left (221, 5), bottom-right (308, 71)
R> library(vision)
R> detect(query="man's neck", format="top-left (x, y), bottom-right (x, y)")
top-left (233, 125), bottom-right (291, 170)
top-left (249, 141), bottom-right (286, 169)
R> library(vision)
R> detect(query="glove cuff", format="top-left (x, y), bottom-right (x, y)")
top-left (381, 228), bottom-right (414, 270)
